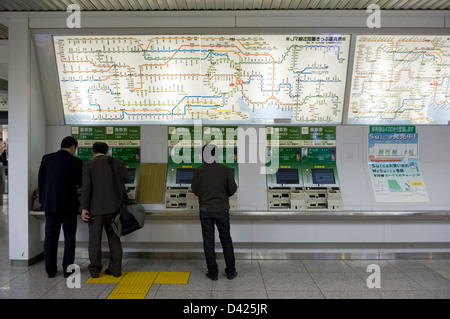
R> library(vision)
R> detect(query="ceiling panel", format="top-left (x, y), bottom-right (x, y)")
top-left (96, 0), bottom-right (116, 9)
top-left (334, 0), bottom-right (350, 9)
top-left (194, 0), bottom-right (206, 10)
top-left (0, 0), bottom-right (448, 39)
top-left (0, 0), bottom-right (448, 11)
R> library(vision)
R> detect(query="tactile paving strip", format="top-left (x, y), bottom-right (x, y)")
top-left (86, 271), bottom-right (190, 299)
top-left (154, 271), bottom-right (190, 284)
top-left (122, 271), bottom-right (159, 283)
top-left (107, 293), bottom-right (147, 300)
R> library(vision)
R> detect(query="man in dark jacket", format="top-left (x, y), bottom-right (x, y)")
top-left (81, 142), bottom-right (129, 278)
top-left (38, 136), bottom-right (83, 278)
top-left (191, 144), bottom-right (238, 281)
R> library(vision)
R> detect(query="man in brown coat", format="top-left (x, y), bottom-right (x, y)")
top-left (81, 142), bottom-right (129, 278)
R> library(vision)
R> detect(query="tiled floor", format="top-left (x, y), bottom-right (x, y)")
top-left (1, 195), bottom-right (450, 299)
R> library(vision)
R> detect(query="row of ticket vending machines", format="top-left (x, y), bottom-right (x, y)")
top-left (164, 150), bottom-right (343, 211)
top-left (162, 126), bottom-right (343, 212)
top-left (73, 125), bottom-right (343, 212)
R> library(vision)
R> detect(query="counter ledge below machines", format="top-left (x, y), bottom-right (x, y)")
top-left (29, 210), bottom-right (450, 221)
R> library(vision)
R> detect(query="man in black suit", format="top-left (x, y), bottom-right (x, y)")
top-left (80, 142), bottom-right (128, 278)
top-left (191, 144), bottom-right (238, 281)
top-left (38, 136), bottom-right (83, 278)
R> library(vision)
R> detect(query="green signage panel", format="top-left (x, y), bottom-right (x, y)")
top-left (301, 126), bottom-right (336, 146)
top-left (107, 126), bottom-right (140, 140)
top-left (71, 126), bottom-right (106, 144)
top-left (72, 126), bottom-right (140, 147)
top-left (301, 147), bottom-right (336, 163)
top-left (268, 147), bottom-right (301, 164)
top-left (168, 126), bottom-right (202, 146)
top-left (266, 126), bottom-right (302, 147)
top-left (203, 126), bottom-right (238, 147)
top-left (112, 148), bottom-right (140, 163)
top-left (76, 147), bottom-right (93, 162)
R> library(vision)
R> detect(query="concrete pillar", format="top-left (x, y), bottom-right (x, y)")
top-left (8, 17), bottom-right (42, 265)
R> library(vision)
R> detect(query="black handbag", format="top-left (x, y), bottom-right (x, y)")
top-left (108, 157), bottom-right (145, 237)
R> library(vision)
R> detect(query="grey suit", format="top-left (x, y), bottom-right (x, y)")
top-left (81, 155), bottom-right (129, 277)
top-left (81, 155), bottom-right (128, 215)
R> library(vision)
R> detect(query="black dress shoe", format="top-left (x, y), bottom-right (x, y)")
top-left (105, 269), bottom-right (121, 278)
top-left (227, 272), bottom-right (238, 280)
top-left (47, 273), bottom-right (56, 278)
top-left (206, 272), bottom-right (218, 281)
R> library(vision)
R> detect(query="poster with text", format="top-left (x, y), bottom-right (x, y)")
top-left (368, 126), bottom-right (428, 202)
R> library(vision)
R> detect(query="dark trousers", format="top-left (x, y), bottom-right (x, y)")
top-left (44, 212), bottom-right (77, 276)
top-left (199, 208), bottom-right (236, 277)
top-left (88, 213), bottom-right (122, 276)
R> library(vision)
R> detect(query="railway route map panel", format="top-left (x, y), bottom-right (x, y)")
top-left (348, 35), bottom-right (450, 125)
top-left (53, 34), bottom-right (349, 124)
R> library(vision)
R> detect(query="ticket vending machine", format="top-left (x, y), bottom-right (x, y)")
top-left (112, 148), bottom-right (140, 200)
top-left (300, 148), bottom-right (343, 211)
top-left (265, 126), bottom-right (306, 211)
top-left (165, 146), bottom-right (202, 210)
top-left (266, 147), bottom-right (306, 211)
top-left (266, 126), bottom-right (343, 211)
top-left (165, 126), bottom-right (239, 211)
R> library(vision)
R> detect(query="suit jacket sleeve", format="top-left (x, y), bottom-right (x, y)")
top-left (119, 160), bottom-right (129, 198)
top-left (38, 155), bottom-right (46, 202)
top-left (75, 158), bottom-right (83, 188)
top-left (227, 168), bottom-right (237, 197)
top-left (80, 163), bottom-right (91, 210)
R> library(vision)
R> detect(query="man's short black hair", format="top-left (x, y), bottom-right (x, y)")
top-left (92, 142), bottom-right (109, 155)
top-left (61, 136), bottom-right (78, 149)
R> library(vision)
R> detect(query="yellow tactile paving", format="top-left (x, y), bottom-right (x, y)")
top-left (122, 271), bottom-right (158, 283)
top-left (154, 271), bottom-right (190, 284)
top-left (107, 293), bottom-right (147, 299)
top-left (86, 271), bottom-right (190, 299)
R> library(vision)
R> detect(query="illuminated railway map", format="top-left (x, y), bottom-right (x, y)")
top-left (348, 35), bottom-right (450, 125)
top-left (54, 35), bottom-right (349, 124)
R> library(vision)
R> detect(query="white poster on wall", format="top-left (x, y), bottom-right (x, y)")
top-left (368, 126), bottom-right (428, 202)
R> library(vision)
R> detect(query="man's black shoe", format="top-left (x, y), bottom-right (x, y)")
top-left (105, 269), bottom-right (121, 278)
top-left (47, 273), bottom-right (56, 279)
top-left (206, 272), bottom-right (218, 281)
top-left (227, 272), bottom-right (238, 280)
